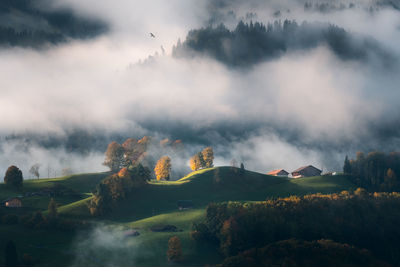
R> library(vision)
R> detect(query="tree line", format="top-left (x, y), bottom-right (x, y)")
top-left (173, 19), bottom-right (392, 67)
top-left (343, 151), bottom-right (400, 191)
top-left (0, 0), bottom-right (106, 48)
top-left (192, 190), bottom-right (400, 265)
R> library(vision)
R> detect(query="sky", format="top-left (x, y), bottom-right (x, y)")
top-left (1, 0), bottom-right (400, 178)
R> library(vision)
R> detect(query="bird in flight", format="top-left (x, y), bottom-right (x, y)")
top-left (150, 33), bottom-right (156, 38)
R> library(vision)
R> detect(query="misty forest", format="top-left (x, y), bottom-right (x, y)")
top-left (1, 0), bottom-right (400, 266)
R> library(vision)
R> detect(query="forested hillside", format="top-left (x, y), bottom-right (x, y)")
top-left (0, 0), bottom-right (107, 47)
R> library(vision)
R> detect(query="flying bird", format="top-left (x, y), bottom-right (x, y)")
top-left (150, 33), bottom-right (155, 38)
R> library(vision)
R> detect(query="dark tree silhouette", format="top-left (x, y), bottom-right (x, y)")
top-left (4, 165), bottom-right (23, 189)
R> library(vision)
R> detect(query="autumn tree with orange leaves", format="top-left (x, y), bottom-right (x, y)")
top-left (190, 152), bottom-right (205, 171)
top-left (154, 156), bottom-right (172, 181)
top-left (103, 141), bottom-right (124, 172)
top-left (202, 147), bottom-right (214, 168)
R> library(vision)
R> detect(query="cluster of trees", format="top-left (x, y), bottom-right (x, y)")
top-left (304, 2), bottom-right (355, 13)
top-left (220, 239), bottom-right (383, 266)
top-left (103, 137), bottom-right (214, 181)
top-left (103, 137), bottom-right (151, 172)
top-left (103, 136), bottom-right (184, 173)
top-left (189, 147), bottom-right (214, 171)
top-left (88, 164), bottom-right (150, 216)
top-left (343, 152), bottom-right (400, 191)
top-left (192, 190), bottom-right (400, 265)
top-left (4, 166), bottom-right (23, 189)
top-left (0, 27), bottom-right (65, 47)
top-left (0, 0), bottom-right (106, 48)
top-left (173, 20), bottom-right (391, 67)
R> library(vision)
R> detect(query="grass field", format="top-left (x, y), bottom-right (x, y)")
top-left (0, 167), bottom-right (355, 266)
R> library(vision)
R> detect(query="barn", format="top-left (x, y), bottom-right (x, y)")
top-left (267, 169), bottom-right (289, 177)
top-left (3, 197), bottom-right (22, 208)
top-left (291, 165), bottom-right (322, 178)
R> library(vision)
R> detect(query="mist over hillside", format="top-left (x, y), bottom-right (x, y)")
top-left (1, 0), bottom-right (400, 178)
top-left (0, 0), bottom-right (107, 47)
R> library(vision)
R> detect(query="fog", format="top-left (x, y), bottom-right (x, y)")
top-left (1, 0), bottom-right (400, 179)
top-left (70, 225), bottom-right (150, 267)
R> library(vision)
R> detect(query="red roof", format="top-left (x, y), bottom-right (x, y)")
top-left (267, 169), bottom-right (289, 175)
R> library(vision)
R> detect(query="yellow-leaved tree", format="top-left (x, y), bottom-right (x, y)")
top-left (189, 152), bottom-right (205, 171)
top-left (154, 156), bottom-right (172, 181)
top-left (202, 147), bottom-right (214, 168)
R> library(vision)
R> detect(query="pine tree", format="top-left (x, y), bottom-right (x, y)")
top-left (240, 163), bottom-right (245, 176)
top-left (343, 155), bottom-right (351, 174)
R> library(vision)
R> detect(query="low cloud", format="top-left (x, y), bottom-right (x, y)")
top-left (70, 225), bottom-right (150, 267)
top-left (0, 0), bottom-right (400, 177)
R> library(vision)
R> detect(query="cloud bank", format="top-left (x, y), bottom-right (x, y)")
top-left (1, 0), bottom-right (400, 178)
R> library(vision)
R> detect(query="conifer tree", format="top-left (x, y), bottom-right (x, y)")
top-left (343, 155), bottom-right (351, 174)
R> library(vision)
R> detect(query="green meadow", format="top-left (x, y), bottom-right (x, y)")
top-left (0, 167), bottom-right (355, 266)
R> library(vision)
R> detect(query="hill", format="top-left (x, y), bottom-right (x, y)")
top-left (0, 167), bottom-right (355, 266)
top-left (57, 167), bottom-right (354, 222)
top-left (0, 172), bottom-right (110, 211)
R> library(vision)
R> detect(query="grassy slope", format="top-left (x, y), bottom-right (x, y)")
top-left (0, 172), bottom-right (109, 267)
top-left (0, 172), bottom-right (109, 211)
top-left (118, 168), bottom-right (354, 266)
top-left (56, 168), bottom-right (354, 222)
top-left (106, 167), bottom-right (355, 222)
top-left (0, 167), bottom-right (355, 266)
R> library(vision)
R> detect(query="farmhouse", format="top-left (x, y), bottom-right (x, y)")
top-left (291, 165), bottom-right (322, 178)
top-left (3, 197), bottom-right (22, 208)
top-left (267, 169), bottom-right (289, 177)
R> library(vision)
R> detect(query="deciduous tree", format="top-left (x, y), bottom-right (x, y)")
top-left (202, 147), bottom-right (214, 168)
top-left (154, 156), bottom-right (172, 181)
top-left (103, 141), bottom-right (124, 172)
top-left (29, 164), bottom-right (40, 179)
top-left (190, 152), bottom-right (205, 171)
top-left (167, 236), bottom-right (182, 262)
top-left (4, 165), bottom-right (23, 189)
